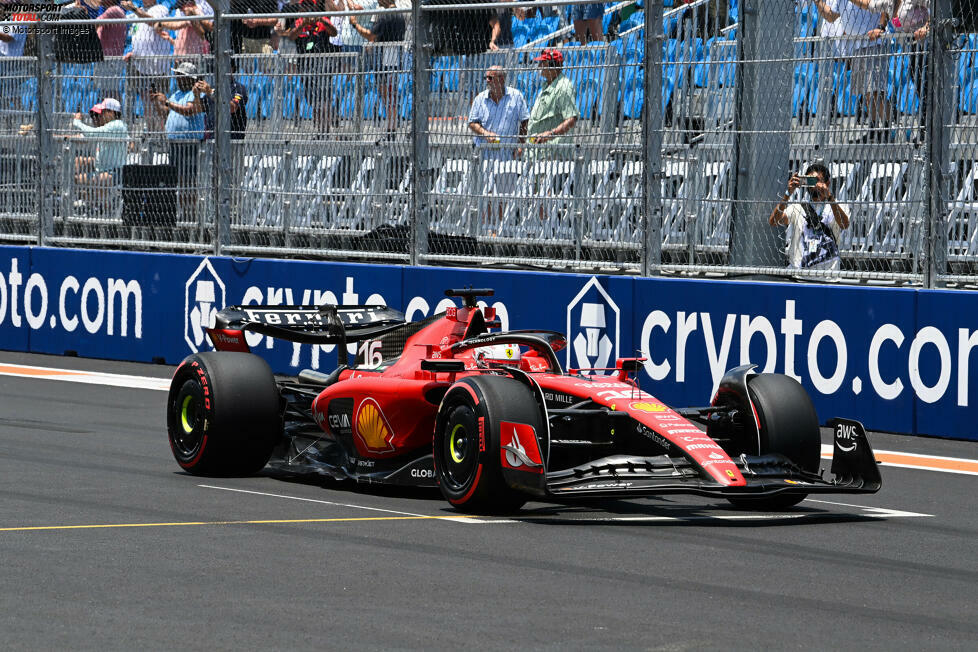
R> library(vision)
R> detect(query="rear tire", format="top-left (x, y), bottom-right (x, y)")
top-left (434, 376), bottom-right (543, 514)
top-left (727, 373), bottom-right (820, 510)
top-left (167, 352), bottom-right (281, 476)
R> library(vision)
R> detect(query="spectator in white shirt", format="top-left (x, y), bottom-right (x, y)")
top-left (122, 0), bottom-right (174, 133)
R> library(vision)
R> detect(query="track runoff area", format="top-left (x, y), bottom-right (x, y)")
top-left (1, 353), bottom-right (977, 647)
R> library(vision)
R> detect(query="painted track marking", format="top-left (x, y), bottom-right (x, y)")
top-left (0, 362), bottom-right (170, 391)
top-left (820, 444), bottom-right (978, 476)
top-left (197, 484), bottom-right (480, 523)
top-left (3, 360), bottom-right (976, 477)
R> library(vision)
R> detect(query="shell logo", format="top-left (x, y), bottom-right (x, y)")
top-left (355, 398), bottom-right (395, 453)
top-left (630, 401), bottom-right (667, 413)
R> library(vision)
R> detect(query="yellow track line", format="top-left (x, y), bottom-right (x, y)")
top-left (0, 514), bottom-right (476, 533)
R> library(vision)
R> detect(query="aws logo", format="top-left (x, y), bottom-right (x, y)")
top-left (355, 398), bottom-right (396, 453)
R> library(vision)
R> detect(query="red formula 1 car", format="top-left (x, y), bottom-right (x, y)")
top-left (166, 289), bottom-right (881, 513)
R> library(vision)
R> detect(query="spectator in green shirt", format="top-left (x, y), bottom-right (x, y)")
top-left (526, 48), bottom-right (578, 160)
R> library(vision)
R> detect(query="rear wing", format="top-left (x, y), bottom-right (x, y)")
top-left (208, 304), bottom-right (405, 351)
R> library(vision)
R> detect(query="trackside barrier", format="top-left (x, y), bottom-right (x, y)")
top-left (0, 245), bottom-right (976, 441)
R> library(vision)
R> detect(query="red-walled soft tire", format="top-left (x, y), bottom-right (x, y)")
top-left (433, 376), bottom-right (537, 514)
top-left (166, 352), bottom-right (281, 477)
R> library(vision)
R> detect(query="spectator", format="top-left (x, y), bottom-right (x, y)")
top-left (197, 66), bottom-right (249, 140)
top-left (122, 0), bottom-right (174, 133)
top-left (231, 0), bottom-right (279, 54)
top-left (151, 62), bottom-right (207, 219)
top-left (849, 1), bottom-right (931, 141)
top-left (675, 0), bottom-right (728, 39)
top-left (0, 6), bottom-right (29, 108)
top-left (95, 0), bottom-right (127, 102)
top-left (817, 0), bottom-right (892, 142)
top-left (469, 66), bottom-right (527, 159)
top-left (70, 97), bottom-right (128, 213)
top-left (289, 0), bottom-right (339, 134)
top-left (468, 65), bottom-right (528, 221)
top-left (572, 3), bottom-right (604, 45)
top-left (163, 0), bottom-right (214, 57)
top-left (488, 1), bottom-right (514, 51)
top-left (768, 163), bottom-right (850, 270)
top-left (527, 48), bottom-right (578, 157)
top-left (349, 0), bottom-right (405, 136)
top-left (54, 0), bottom-right (104, 64)
top-left (0, 7), bottom-right (28, 57)
top-left (339, 0), bottom-right (379, 53)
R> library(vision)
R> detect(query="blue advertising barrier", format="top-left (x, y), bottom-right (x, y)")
top-left (0, 245), bottom-right (975, 440)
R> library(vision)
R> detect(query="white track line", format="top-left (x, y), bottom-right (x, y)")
top-left (198, 484), bottom-right (482, 523)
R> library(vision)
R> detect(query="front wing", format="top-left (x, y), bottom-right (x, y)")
top-left (544, 418), bottom-right (882, 499)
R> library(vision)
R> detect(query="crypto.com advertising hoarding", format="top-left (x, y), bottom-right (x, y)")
top-left (0, 246), bottom-right (974, 440)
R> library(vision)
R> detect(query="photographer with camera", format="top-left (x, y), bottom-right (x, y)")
top-left (151, 62), bottom-right (207, 220)
top-left (768, 163), bottom-right (850, 271)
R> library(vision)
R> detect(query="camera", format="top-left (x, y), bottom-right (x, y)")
top-left (800, 175), bottom-right (819, 187)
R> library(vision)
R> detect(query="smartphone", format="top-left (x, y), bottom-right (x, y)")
top-left (800, 175), bottom-right (819, 187)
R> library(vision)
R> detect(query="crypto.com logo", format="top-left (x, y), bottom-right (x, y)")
top-left (184, 259), bottom-right (226, 352)
top-left (566, 277), bottom-right (620, 375)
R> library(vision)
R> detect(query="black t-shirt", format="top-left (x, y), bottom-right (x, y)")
top-left (55, 5), bottom-right (104, 63)
top-left (203, 79), bottom-right (249, 140)
top-left (230, 0), bottom-right (278, 52)
top-left (371, 14), bottom-right (406, 43)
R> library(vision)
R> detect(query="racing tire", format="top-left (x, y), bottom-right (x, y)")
top-left (434, 375), bottom-right (544, 514)
top-left (727, 373), bottom-right (821, 510)
top-left (166, 352), bottom-right (281, 477)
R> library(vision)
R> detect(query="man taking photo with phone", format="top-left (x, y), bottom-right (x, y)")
top-left (768, 162), bottom-right (850, 271)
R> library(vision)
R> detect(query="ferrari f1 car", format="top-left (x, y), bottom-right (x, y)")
top-left (166, 289), bottom-right (881, 513)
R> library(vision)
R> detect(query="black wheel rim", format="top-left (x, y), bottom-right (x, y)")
top-left (171, 384), bottom-right (203, 459)
top-left (441, 407), bottom-right (478, 492)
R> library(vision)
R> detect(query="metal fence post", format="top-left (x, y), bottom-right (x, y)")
top-left (925, 0), bottom-right (955, 288)
top-left (729, 1), bottom-right (795, 268)
top-left (35, 22), bottom-right (56, 246)
top-left (212, 1), bottom-right (233, 255)
top-left (411, 3), bottom-right (431, 265)
top-left (641, 0), bottom-right (664, 277)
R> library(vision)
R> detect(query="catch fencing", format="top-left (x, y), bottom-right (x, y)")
top-left (1, 0), bottom-right (976, 286)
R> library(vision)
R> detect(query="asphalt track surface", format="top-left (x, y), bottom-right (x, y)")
top-left (1, 352), bottom-right (976, 651)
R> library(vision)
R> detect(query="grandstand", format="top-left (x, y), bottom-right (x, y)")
top-left (0, 0), bottom-right (976, 283)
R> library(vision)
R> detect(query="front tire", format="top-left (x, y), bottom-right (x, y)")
top-left (434, 376), bottom-right (545, 514)
top-left (167, 352), bottom-right (281, 476)
top-left (727, 373), bottom-right (820, 510)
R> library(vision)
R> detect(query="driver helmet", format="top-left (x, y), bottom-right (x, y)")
top-left (474, 344), bottom-right (521, 365)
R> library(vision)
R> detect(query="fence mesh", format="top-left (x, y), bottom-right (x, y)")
top-left (1, 1), bottom-right (976, 285)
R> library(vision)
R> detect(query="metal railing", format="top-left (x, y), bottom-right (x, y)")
top-left (0, 1), bottom-right (975, 286)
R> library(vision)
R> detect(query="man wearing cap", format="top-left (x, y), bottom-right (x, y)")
top-left (527, 48), bottom-right (578, 159)
top-left (70, 97), bottom-right (129, 213)
top-left (151, 62), bottom-right (207, 219)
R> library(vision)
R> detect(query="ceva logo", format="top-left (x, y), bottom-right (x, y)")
top-left (566, 277), bottom-right (620, 375)
top-left (184, 259), bottom-right (226, 353)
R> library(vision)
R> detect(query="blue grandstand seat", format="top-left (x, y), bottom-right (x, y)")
top-left (620, 11), bottom-right (643, 34)
top-left (896, 79), bottom-right (920, 114)
top-left (962, 79), bottom-right (978, 113)
top-left (835, 66), bottom-right (861, 115)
